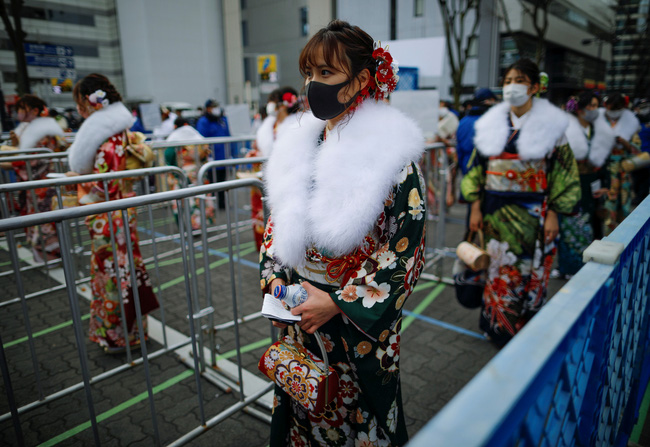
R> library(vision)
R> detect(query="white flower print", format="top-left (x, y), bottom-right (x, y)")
top-left (486, 239), bottom-right (517, 280)
top-left (375, 246), bottom-right (397, 269)
top-left (263, 355), bottom-right (275, 370)
top-left (94, 152), bottom-right (106, 169)
top-left (115, 144), bottom-right (124, 157)
top-left (387, 398), bottom-right (398, 433)
top-left (357, 281), bottom-right (391, 308)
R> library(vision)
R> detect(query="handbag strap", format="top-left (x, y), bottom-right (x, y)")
top-left (467, 229), bottom-right (485, 249)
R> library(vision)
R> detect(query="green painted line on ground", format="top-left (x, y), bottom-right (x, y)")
top-left (3, 314), bottom-right (91, 349)
top-left (38, 335), bottom-right (273, 446)
top-left (160, 246), bottom-right (257, 291)
top-left (402, 283), bottom-right (446, 332)
top-left (216, 337), bottom-right (272, 362)
top-left (38, 369), bottom-right (194, 447)
top-left (412, 280), bottom-right (437, 293)
top-left (145, 240), bottom-right (256, 269)
top-left (631, 379), bottom-right (650, 442)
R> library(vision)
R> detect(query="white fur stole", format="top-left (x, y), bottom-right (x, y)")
top-left (19, 117), bottom-right (63, 150)
top-left (565, 113), bottom-right (615, 168)
top-left (264, 100), bottom-right (425, 268)
top-left (599, 108), bottom-right (640, 141)
top-left (67, 102), bottom-right (134, 174)
top-left (255, 116), bottom-right (276, 156)
top-left (474, 98), bottom-right (569, 160)
top-left (166, 125), bottom-right (204, 142)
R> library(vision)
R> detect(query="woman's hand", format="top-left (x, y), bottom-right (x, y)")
top-left (291, 281), bottom-right (340, 334)
top-left (65, 171), bottom-right (80, 177)
top-left (9, 130), bottom-right (18, 146)
top-left (544, 209), bottom-right (559, 244)
top-left (593, 187), bottom-right (608, 199)
top-left (469, 201), bottom-right (483, 232)
top-left (269, 278), bottom-right (287, 329)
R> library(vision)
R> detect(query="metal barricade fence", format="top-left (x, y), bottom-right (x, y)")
top-left (0, 167), bottom-right (189, 302)
top-left (408, 195), bottom-right (650, 447)
top-left (0, 178), bottom-right (275, 446)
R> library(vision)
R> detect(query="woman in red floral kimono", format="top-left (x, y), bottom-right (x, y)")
top-left (1, 94), bottom-right (68, 261)
top-left (67, 74), bottom-right (158, 354)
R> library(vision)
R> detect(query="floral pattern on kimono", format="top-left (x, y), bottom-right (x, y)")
top-left (80, 133), bottom-right (158, 349)
top-left (603, 143), bottom-right (637, 235)
top-left (461, 140), bottom-right (580, 346)
top-left (260, 162), bottom-right (426, 447)
top-left (10, 134), bottom-right (67, 261)
top-left (165, 143), bottom-right (216, 230)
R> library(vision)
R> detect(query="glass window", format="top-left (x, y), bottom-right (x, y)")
top-left (300, 7), bottom-right (309, 37)
top-left (242, 20), bottom-right (249, 47)
top-left (414, 0), bottom-right (424, 17)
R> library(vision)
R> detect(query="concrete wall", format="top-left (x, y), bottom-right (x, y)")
top-left (115, 0), bottom-right (227, 108)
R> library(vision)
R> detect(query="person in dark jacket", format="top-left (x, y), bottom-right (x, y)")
top-left (456, 88), bottom-right (497, 176)
top-left (196, 98), bottom-right (231, 208)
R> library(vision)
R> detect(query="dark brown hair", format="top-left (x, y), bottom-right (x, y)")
top-left (604, 92), bottom-right (626, 110)
top-left (577, 91), bottom-right (599, 111)
top-left (504, 58), bottom-right (540, 86)
top-left (298, 20), bottom-right (375, 91)
top-left (73, 73), bottom-right (122, 105)
top-left (16, 94), bottom-right (47, 114)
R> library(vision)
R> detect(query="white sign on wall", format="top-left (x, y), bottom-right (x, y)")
top-left (139, 103), bottom-right (162, 131)
top-left (390, 90), bottom-right (440, 140)
top-left (385, 37), bottom-right (446, 78)
top-left (224, 104), bottom-right (253, 136)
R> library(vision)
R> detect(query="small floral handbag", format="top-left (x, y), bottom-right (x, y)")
top-left (258, 330), bottom-right (339, 414)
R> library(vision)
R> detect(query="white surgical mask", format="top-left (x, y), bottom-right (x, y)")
top-left (266, 102), bottom-right (277, 116)
top-left (606, 109), bottom-right (624, 121)
top-left (582, 109), bottom-right (598, 123)
top-left (438, 107), bottom-right (449, 119)
top-left (503, 83), bottom-right (531, 107)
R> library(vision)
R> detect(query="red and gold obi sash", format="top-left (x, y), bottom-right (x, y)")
top-left (485, 153), bottom-right (547, 193)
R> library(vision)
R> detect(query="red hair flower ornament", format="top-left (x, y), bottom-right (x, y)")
top-left (355, 41), bottom-right (399, 108)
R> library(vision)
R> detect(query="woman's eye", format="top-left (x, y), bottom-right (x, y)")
top-left (321, 69), bottom-right (332, 76)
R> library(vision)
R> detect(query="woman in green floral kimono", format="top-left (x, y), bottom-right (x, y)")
top-left (260, 20), bottom-right (426, 446)
top-left (462, 58), bottom-right (580, 347)
top-left (68, 74), bottom-right (158, 354)
top-left (556, 93), bottom-right (615, 277)
top-left (600, 93), bottom-right (641, 235)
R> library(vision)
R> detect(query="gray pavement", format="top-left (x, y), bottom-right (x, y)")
top-left (0, 198), bottom-right (634, 446)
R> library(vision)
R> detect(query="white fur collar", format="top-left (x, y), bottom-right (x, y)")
top-left (565, 113), bottom-right (615, 168)
top-left (19, 117), bottom-right (63, 150)
top-left (599, 108), bottom-right (640, 141)
top-left (67, 102), bottom-right (134, 174)
top-left (474, 98), bottom-right (568, 160)
top-left (256, 116), bottom-right (276, 156)
top-left (166, 125), bottom-right (204, 141)
top-left (265, 100), bottom-right (425, 268)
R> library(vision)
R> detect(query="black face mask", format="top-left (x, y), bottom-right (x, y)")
top-left (305, 80), bottom-right (359, 120)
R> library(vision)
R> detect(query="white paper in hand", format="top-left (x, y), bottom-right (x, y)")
top-left (261, 293), bottom-right (301, 324)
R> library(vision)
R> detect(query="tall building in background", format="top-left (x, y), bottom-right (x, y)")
top-left (607, 0), bottom-right (650, 98)
top-left (0, 0), bottom-right (124, 109)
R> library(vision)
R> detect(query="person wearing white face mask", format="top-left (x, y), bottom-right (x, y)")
top-left (247, 87), bottom-right (301, 249)
top-left (555, 92), bottom-right (615, 279)
top-left (460, 58), bottom-right (581, 347)
top-left (196, 98), bottom-right (231, 209)
top-left (600, 93), bottom-right (641, 235)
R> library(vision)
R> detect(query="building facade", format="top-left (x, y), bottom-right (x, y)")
top-left (607, 0), bottom-right (650, 99)
top-left (0, 0), bottom-right (124, 109)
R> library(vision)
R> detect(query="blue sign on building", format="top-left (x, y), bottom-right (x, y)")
top-left (24, 43), bottom-right (74, 57)
top-left (26, 55), bottom-right (75, 69)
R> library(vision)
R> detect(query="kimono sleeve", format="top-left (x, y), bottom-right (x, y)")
top-left (329, 162), bottom-right (427, 340)
top-left (259, 216), bottom-right (290, 294)
top-left (547, 142), bottom-right (581, 215)
top-left (460, 149), bottom-right (486, 203)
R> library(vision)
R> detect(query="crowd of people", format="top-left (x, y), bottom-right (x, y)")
top-left (4, 17), bottom-right (650, 445)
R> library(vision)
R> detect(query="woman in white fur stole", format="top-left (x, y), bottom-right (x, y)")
top-left (1, 94), bottom-right (68, 262)
top-left (556, 93), bottom-right (615, 278)
top-left (259, 21), bottom-right (426, 446)
top-left (461, 58), bottom-right (580, 347)
top-left (600, 93), bottom-right (641, 235)
top-left (68, 74), bottom-right (158, 354)
top-left (248, 86), bottom-right (301, 250)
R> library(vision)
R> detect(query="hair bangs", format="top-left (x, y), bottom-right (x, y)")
top-left (298, 30), bottom-right (350, 79)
